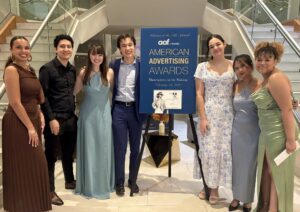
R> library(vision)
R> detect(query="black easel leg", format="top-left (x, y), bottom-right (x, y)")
top-left (168, 114), bottom-right (174, 178)
top-left (189, 114), bottom-right (210, 200)
top-left (130, 115), bottom-right (151, 197)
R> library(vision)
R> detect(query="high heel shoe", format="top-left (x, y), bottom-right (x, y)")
top-left (228, 199), bottom-right (240, 211)
top-left (209, 195), bottom-right (219, 205)
top-left (198, 190), bottom-right (206, 200)
top-left (243, 206), bottom-right (251, 212)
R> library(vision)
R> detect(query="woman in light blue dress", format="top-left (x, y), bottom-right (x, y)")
top-left (229, 55), bottom-right (260, 212)
top-left (74, 45), bottom-right (115, 199)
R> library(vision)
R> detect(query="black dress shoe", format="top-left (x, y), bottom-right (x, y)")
top-left (116, 185), bottom-right (125, 196)
top-left (243, 206), bottom-right (252, 212)
top-left (65, 180), bottom-right (76, 189)
top-left (128, 181), bottom-right (139, 193)
top-left (50, 191), bottom-right (64, 206)
top-left (228, 202), bottom-right (240, 211)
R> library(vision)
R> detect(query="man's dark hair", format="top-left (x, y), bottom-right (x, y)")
top-left (117, 34), bottom-right (136, 49)
top-left (53, 34), bottom-right (74, 48)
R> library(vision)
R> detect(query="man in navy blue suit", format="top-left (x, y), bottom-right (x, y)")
top-left (110, 34), bottom-right (143, 196)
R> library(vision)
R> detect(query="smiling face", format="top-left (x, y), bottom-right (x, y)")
top-left (119, 37), bottom-right (135, 61)
top-left (89, 51), bottom-right (104, 69)
top-left (255, 53), bottom-right (277, 76)
top-left (234, 60), bottom-right (253, 81)
top-left (11, 38), bottom-right (31, 64)
top-left (208, 37), bottom-right (226, 59)
top-left (55, 39), bottom-right (73, 62)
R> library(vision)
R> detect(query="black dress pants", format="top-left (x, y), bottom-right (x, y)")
top-left (44, 114), bottom-right (77, 192)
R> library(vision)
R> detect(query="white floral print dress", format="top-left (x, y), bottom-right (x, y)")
top-left (193, 62), bottom-right (234, 188)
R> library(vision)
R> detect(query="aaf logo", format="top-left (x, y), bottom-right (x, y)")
top-left (158, 39), bottom-right (170, 46)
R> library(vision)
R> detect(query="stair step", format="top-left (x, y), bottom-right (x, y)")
top-left (291, 81), bottom-right (300, 92)
top-left (0, 43), bottom-right (54, 52)
top-left (245, 24), bottom-right (295, 32)
top-left (285, 71), bottom-right (300, 81)
top-left (0, 52), bottom-right (55, 61)
top-left (12, 29), bottom-right (65, 37)
top-left (293, 91), bottom-right (300, 100)
top-left (251, 32), bottom-right (300, 39)
top-left (16, 22), bottom-right (66, 30)
top-left (281, 46), bottom-right (299, 54)
top-left (0, 43), bottom-right (54, 55)
top-left (277, 62), bottom-right (300, 72)
top-left (0, 61), bottom-right (47, 73)
top-left (6, 35), bottom-right (56, 44)
top-left (253, 37), bottom-right (300, 45)
top-left (281, 54), bottom-right (300, 61)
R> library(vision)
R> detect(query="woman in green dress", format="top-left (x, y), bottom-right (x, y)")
top-left (251, 41), bottom-right (299, 212)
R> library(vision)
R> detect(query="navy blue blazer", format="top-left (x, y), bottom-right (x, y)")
top-left (110, 58), bottom-right (144, 122)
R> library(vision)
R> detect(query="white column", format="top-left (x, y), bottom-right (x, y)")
top-left (134, 28), bottom-right (141, 58)
top-left (104, 34), bottom-right (112, 62)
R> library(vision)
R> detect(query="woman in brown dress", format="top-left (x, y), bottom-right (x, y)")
top-left (2, 36), bottom-right (52, 212)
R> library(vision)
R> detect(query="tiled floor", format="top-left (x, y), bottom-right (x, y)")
top-left (22, 118), bottom-right (300, 211)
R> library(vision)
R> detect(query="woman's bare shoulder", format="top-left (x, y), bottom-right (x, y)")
top-left (4, 65), bottom-right (18, 76)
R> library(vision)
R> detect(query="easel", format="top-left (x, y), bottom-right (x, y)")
top-left (129, 114), bottom-right (210, 200)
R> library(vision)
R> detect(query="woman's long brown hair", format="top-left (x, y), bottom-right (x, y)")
top-left (82, 44), bottom-right (108, 85)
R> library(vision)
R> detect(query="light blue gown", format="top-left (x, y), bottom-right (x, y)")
top-left (75, 73), bottom-right (115, 199)
top-left (232, 87), bottom-right (259, 203)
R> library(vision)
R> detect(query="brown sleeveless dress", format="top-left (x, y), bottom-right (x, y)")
top-left (2, 64), bottom-right (52, 212)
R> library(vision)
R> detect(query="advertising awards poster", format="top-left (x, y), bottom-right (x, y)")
top-left (140, 27), bottom-right (198, 114)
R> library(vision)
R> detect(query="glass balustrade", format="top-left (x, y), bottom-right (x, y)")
top-left (0, 0), bottom-right (11, 25)
top-left (208, 0), bottom-right (290, 21)
top-left (208, 0), bottom-right (299, 56)
top-left (2, 0), bottom-right (104, 72)
top-left (0, 0), bottom-right (104, 108)
top-left (208, 0), bottom-right (300, 100)
top-left (18, 0), bottom-right (102, 21)
top-left (20, 0), bottom-right (104, 65)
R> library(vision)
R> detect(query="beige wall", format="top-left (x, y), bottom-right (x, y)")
top-left (106, 0), bottom-right (207, 27)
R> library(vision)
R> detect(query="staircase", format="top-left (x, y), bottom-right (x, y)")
top-left (0, 22), bottom-right (66, 75)
top-left (246, 24), bottom-right (300, 100)
top-left (0, 22), bottom-right (65, 107)
top-left (0, 21), bottom-right (66, 208)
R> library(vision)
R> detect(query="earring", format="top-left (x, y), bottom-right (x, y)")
top-left (27, 54), bottom-right (32, 62)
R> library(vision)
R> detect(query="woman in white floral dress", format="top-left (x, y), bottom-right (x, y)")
top-left (194, 34), bottom-right (235, 204)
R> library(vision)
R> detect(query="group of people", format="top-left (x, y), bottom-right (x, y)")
top-left (2, 33), bottom-right (143, 212)
top-left (1, 32), bottom-right (298, 212)
top-left (194, 34), bottom-right (299, 212)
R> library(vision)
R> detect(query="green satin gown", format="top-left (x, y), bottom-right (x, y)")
top-left (251, 87), bottom-right (299, 212)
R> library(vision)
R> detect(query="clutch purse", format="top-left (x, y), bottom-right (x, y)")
top-left (274, 141), bottom-right (300, 166)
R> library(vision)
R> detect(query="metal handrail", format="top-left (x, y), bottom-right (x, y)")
top-left (256, 0), bottom-right (300, 57)
top-left (0, 0), bottom-right (61, 100)
top-left (30, 0), bottom-right (61, 47)
top-left (0, 84), bottom-right (5, 100)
